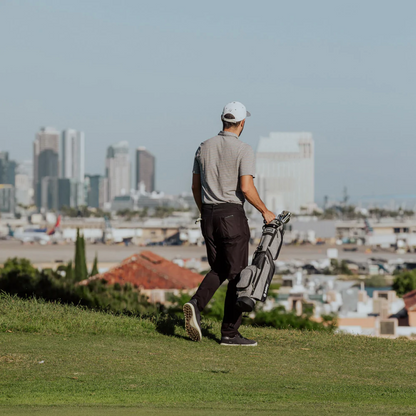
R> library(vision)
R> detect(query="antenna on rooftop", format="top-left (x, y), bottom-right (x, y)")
top-left (343, 186), bottom-right (349, 206)
top-left (324, 195), bottom-right (328, 211)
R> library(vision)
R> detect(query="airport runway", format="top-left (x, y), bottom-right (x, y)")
top-left (0, 240), bottom-right (415, 265)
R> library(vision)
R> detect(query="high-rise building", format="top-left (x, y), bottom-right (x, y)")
top-left (61, 129), bottom-right (85, 182)
top-left (255, 132), bottom-right (314, 214)
top-left (0, 151), bottom-right (16, 186)
top-left (15, 175), bottom-right (32, 206)
top-left (135, 147), bottom-right (155, 193)
top-left (41, 177), bottom-right (71, 211)
top-left (59, 178), bottom-right (71, 210)
top-left (0, 184), bottom-right (15, 214)
top-left (61, 129), bottom-right (85, 207)
top-left (34, 127), bottom-right (60, 208)
top-left (15, 160), bottom-right (33, 207)
top-left (85, 174), bottom-right (105, 208)
top-left (0, 152), bottom-right (9, 184)
top-left (7, 161), bottom-right (16, 186)
top-left (105, 141), bottom-right (130, 202)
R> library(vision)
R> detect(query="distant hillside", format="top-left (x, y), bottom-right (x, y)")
top-left (1, 294), bottom-right (416, 416)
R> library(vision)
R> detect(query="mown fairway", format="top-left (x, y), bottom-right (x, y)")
top-left (1, 294), bottom-right (416, 415)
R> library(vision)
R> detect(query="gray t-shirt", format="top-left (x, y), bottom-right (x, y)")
top-left (192, 131), bottom-right (256, 205)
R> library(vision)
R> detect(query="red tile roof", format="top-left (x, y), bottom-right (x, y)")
top-left (403, 289), bottom-right (416, 312)
top-left (79, 250), bottom-right (203, 290)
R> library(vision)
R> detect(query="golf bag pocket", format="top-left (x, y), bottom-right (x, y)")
top-left (252, 251), bottom-right (275, 302)
top-left (238, 265), bottom-right (257, 291)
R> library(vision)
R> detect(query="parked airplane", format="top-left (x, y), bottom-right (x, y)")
top-left (12, 216), bottom-right (61, 244)
top-left (102, 216), bottom-right (135, 245)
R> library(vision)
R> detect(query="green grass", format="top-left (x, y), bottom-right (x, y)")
top-left (1, 294), bottom-right (416, 415)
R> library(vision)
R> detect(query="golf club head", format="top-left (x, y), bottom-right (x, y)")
top-left (277, 211), bottom-right (291, 225)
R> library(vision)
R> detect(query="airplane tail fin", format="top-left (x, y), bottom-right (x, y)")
top-left (47, 215), bottom-right (61, 235)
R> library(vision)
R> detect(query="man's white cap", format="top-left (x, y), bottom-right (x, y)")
top-left (221, 101), bottom-right (251, 123)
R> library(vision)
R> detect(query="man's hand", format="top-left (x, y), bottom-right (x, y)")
top-left (240, 176), bottom-right (275, 223)
top-left (262, 209), bottom-right (276, 224)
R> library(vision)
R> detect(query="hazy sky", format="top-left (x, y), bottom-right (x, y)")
top-left (0, 0), bottom-right (415, 205)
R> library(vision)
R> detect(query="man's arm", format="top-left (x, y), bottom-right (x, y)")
top-left (192, 173), bottom-right (202, 213)
top-left (240, 175), bottom-right (275, 223)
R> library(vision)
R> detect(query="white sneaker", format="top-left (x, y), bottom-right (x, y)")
top-left (183, 300), bottom-right (202, 342)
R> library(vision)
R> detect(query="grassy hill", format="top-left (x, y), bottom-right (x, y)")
top-left (1, 294), bottom-right (416, 416)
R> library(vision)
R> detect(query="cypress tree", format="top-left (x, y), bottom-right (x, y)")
top-left (90, 253), bottom-right (99, 277)
top-left (74, 229), bottom-right (82, 281)
top-left (66, 260), bottom-right (74, 281)
top-left (74, 229), bottom-right (88, 282)
top-left (80, 235), bottom-right (88, 279)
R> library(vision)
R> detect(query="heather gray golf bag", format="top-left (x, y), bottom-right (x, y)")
top-left (236, 211), bottom-right (291, 312)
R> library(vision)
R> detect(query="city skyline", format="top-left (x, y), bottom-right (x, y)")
top-left (1, 1), bottom-right (416, 203)
top-left (4, 125), bottom-right (416, 209)
top-left (28, 128), bottom-right (161, 211)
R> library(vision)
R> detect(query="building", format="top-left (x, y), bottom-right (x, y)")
top-left (135, 147), bottom-right (155, 192)
top-left (0, 184), bottom-right (15, 214)
top-left (62, 129), bottom-right (85, 206)
top-left (85, 174), bottom-right (105, 208)
top-left (78, 251), bottom-right (203, 304)
top-left (14, 160), bottom-right (33, 206)
top-left (34, 127), bottom-right (60, 208)
top-left (37, 149), bottom-right (59, 208)
top-left (17, 159), bottom-right (33, 178)
top-left (41, 177), bottom-right (71, 211)
top-left (112, 195), bottom-right (134, 212)
top-left (61, 129), bottom-right (85, 207)
top-left (40, 177), bottom-right (53, 210)
top-left (105, 141), bottom-right (130, 203)
top-left (0, 151), bottom-right (16, 186)
top-left (274, 271), bottom-right (409, 337)
top-left (255, 132), bottom-right (314, 214)
top-left (61, 129), bottom-right (85, 182)
top-left (335, 219), bottom-right (416, 248)
top-left (69, 179), bottom-right (85, 208)
top-left (15, 173), bottom-right (32, 206)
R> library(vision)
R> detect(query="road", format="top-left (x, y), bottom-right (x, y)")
top-left (0, 240), bottom-right (415, 265)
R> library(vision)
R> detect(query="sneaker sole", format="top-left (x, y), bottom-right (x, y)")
top-left (183, 303), bottom-right (202, 342)
top-left (220, 342), bottom-right (257, 347)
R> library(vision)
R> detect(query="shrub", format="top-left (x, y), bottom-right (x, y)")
top-left (363, 275), bottom-right (390, 288)
top-left (166, 285), bottom-right (227, 321)
top-left (393, 270), bottom-right (416, 297)
top-left (166, 286), bottom-right (337, 332)
top-left (323, 259), bottom-right (353, 275)
top-left (252, 305), bottom-right (337, 332)
top-left (0, 257), bottom-right (157, 315)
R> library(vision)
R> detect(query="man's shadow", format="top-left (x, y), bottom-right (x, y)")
top-left (153, 313), bottom-right (220, 343)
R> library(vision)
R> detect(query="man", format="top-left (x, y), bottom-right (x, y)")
top-left (183, 101), bottom-right (275, 347)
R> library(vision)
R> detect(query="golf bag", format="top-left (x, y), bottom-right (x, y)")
top-left (236, 211), bottom-right (291, 312)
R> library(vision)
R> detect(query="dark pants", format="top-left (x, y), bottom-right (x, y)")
top-left (192, 203), bottom-right (250, 337)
